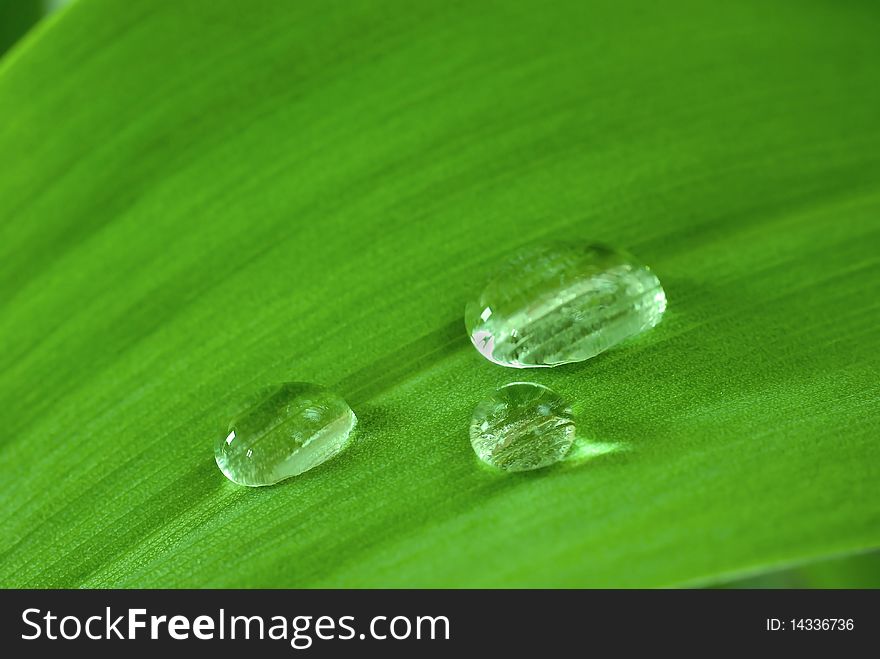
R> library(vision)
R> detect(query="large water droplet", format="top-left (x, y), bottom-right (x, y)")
top-left (469, 382), bottom-right (575, 472)
top-left (465, 242), bottom-right (666, 368)
top-left (215, 382), bottom-right (356, 486)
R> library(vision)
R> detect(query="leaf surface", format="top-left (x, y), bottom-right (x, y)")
top-left (1, 0), bottom-right (879, 587)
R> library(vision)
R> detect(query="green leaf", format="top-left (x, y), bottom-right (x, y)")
top-left (0, 0), bottom-right (43, 56)
top-left (717, 551), bottom-right (880, 589)
top-left (1, 0), bottom-right (879, 588)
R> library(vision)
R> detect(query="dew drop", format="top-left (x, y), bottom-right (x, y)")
top-left (214, 382), bottom-right (356, 486)
top-left (465, 242), bottom-right (667, 368)
top-left (469, 382), bottom-right (575, 472)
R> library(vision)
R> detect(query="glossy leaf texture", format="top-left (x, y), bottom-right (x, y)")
top-left (1, 0), bottom-right (879, 587)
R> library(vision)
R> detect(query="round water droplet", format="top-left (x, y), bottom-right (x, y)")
top-left (465, 242), bottom-right (667, 368)
top-left (215, 382), bottom-right (356, 486)
top-left (469, 382), bottom-right (575, 472)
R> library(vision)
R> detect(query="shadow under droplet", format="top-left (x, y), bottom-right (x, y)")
top-left (348, 402), bottom-right (404, 438)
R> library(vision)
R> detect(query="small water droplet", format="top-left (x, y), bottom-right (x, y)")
top-left (465, 242), bottom-right (666, 368)
top-left (215, 382), bottom-right (356, 486)
top-left (469, 382), bottom-right (575, 472)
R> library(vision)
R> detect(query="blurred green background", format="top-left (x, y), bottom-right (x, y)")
top-left (1, 0), bottom-right (878, 588)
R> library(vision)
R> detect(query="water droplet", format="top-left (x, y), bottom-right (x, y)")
top-left (465, 242), bottom-right (666, 368)
top-left (469, 382), bottom-right (575, 472)
top-left (215, 382), bottom-right (356, 486)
